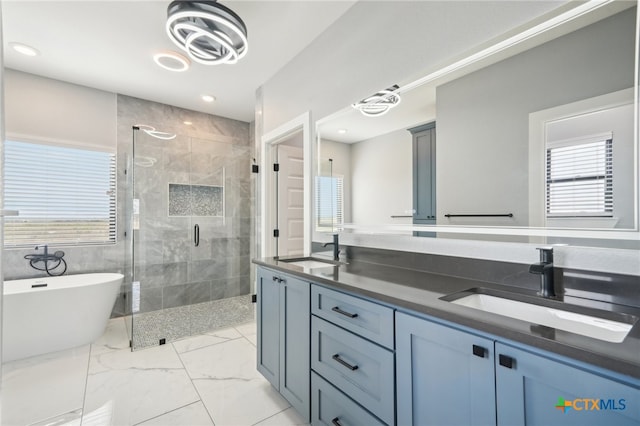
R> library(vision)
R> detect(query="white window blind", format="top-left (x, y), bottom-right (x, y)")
top-left (315, 175), bottom-right (344, 231)
top-left (546, 134), bottom-right (613, 217)
top-left (4, 140), bottom-right (117, 247)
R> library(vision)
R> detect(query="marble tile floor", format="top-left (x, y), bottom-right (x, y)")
top-left (1, 319), bottom-right (308, 426)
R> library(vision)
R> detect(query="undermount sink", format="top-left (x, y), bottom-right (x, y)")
top-left (277, 257), bottom-right (339, 269)
top-left (446, 292), bottom-right (635, 343)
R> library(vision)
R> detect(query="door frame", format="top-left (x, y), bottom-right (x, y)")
top-left (260, 112), bottom-right (312, 258)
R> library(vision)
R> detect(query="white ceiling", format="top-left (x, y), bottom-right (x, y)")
top-left (1, 0), bottom-right (356, 123)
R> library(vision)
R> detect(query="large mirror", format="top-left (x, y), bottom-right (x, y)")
top-left (316, 1), bottom-right (639, 249)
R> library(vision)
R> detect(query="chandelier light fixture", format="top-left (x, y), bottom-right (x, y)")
top-left (166, 0), bottom-right (248, 66)
top-left (352, 85), bottom-right (402, 117)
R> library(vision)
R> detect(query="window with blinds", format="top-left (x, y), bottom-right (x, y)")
top-left (546, 134), bottom-right (613, 217)
top-left (4, 140), bottom-right (117, 247)
top-left (315, 175), bottom-right (344, 231)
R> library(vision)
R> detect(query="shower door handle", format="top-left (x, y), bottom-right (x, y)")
top-left (194, 224), bottom-right (200, 247)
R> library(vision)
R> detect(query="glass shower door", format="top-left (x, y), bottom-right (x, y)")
top-left (130, 129), bottom-right (252, 350)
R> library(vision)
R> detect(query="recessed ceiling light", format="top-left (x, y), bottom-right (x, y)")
top-left (202, 95), bottom-right (216, 103)
top-left (10, 42), bottom-right (39, 57)
top-left (183, 121), bottom-right (193, 125)
top-left (153, 51), bottom-right (190, 72)
top-left (337, 129), bottom-right (348, 134)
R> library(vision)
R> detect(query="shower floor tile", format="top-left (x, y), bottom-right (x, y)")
top-left (1, 317), bottom-right (307, 426)
top-left (131, 294), bottom-right (255, 350)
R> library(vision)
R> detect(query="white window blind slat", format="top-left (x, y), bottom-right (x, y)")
top-left (546, 137), bottom-right (613, 217)
top-left (4, 140), bottom-right (117, 247)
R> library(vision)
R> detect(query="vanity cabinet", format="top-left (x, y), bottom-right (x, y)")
top-left (495, 342), bottom-right (640, 426)
top-left (396, 311), bottom-right (640, 426)
top-left (256, 266), bottom-right (310, 421)
top-left (409, 122), bottom-right (436, 224)
top-left (396, 312), bottom-right (496, 426)
top-left (311, 284), bottom-right (395, 425)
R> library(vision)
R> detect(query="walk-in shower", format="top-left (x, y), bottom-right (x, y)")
top-left (126, 126), bottom-right (253, 350)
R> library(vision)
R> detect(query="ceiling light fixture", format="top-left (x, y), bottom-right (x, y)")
top-left (337, 129), bottom-right (348, 134)
top-left (135, 124), bottom-right (177, 140)
top-left (352, 85), bottom-right (402, 117)
top-left (166, 0), bottom-right (248, 66)
top-left (153, 51), bottom-right (190, 72)
top-left (10, 42), bottom-right (39, 57)
top-left (202, 95), bottom-right (216, 103)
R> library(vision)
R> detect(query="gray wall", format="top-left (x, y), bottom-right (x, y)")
top-left (436, 8), bottom-right (636, 226)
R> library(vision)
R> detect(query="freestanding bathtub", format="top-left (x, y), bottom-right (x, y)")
top-left (2, 273), bottom-right (124, 362)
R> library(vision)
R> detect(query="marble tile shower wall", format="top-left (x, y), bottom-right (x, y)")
top-left (120, 95), bottom-right (252, 314)
top-left (2, 95), bottom-right (252, 318)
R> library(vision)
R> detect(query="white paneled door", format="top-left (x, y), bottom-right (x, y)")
top-left (277, 144), bottom-right (304, 256)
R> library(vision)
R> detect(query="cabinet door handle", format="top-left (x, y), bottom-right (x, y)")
top-left (331, 417), bottom-right (343, 426)
top-left (194, 224), bottom-right (200, 247)
top-left (332, 354), bottom-right (359, 371)
top-left (499, 354), bottom-right (515, 369)
top-left (472, 345), bottom-right (487, 358)
top-left (331, 306), bottom-right (358, 318)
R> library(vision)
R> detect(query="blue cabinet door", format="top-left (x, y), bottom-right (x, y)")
top-left (495, 342), bottom-right (640, 425)
top-left (396, 312), bottom-right (496, 426)
top-left (280, 274), bottom-right (311, 421)
top-left (256, 267), bottom-right (280, 388)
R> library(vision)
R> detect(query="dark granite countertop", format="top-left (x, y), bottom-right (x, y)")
top-left (253, 256), bottom-right (640, 381)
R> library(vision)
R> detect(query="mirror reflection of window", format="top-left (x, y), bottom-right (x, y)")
top-left (546, 135), bottom-right (613, 218)
top-left (315, 175), bottom-right (344, 232)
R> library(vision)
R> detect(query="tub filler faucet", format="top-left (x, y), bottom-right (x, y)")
top-left (529, 247), bottom-right (556, 299)
top-left (25, 244), bottom-right (67, 276)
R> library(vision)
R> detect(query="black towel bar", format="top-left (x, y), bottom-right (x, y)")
top-left (444, 213), bottom-right (513, 218)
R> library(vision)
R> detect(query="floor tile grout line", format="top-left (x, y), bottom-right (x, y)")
top-left (131, 401), bottom-right (209, 426)
top-left (171, 335), bottom-right (218, 426)
top-left (251, 406), bottom-right (294, 426)
top-left (173, 335), bottom-right (244, 355)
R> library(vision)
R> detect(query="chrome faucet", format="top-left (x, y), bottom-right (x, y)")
top-left (529, 247), bottom-right (556, 298)
top-left (323, 234), bottom-right (341, 261)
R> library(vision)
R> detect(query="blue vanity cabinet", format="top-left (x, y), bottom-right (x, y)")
top-left (256, 267), bottom-right (311, 422)
top-left (311, 284), bottom-right (395, 425)
top-left (257, 267), bottom-right (280, 387)
top-left (396, 311), bottom-right (497, 426)
top-left (495, 342), bottom-right (640, 426)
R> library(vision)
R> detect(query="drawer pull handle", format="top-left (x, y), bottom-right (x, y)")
top-left (331, 306), bottom-right (358, 318)
top-left (332, 354), bottom-right (359, 371)
top-left (331, 417), bottom-right (342, 426)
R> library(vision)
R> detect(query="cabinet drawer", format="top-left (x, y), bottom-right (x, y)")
top-left (311, 316), bottom-right (394, 425)
top-left (311, 372), bottom-right (386, 426)
top-left (311, 285), bottom-right (394, 349)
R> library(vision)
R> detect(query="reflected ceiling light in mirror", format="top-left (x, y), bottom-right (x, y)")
top-left (135, 124), bottom-right (177, 140)
top-left (153, 51), bottom-right (190, 72)
top-left (10, 42), bottom-right (39, 57)
top-left (166, 0), bottom-right (248, 66)
top-left (202, 94), bottom-right (216, 102)
top-left (352, 85), bottom-right (402, 117)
